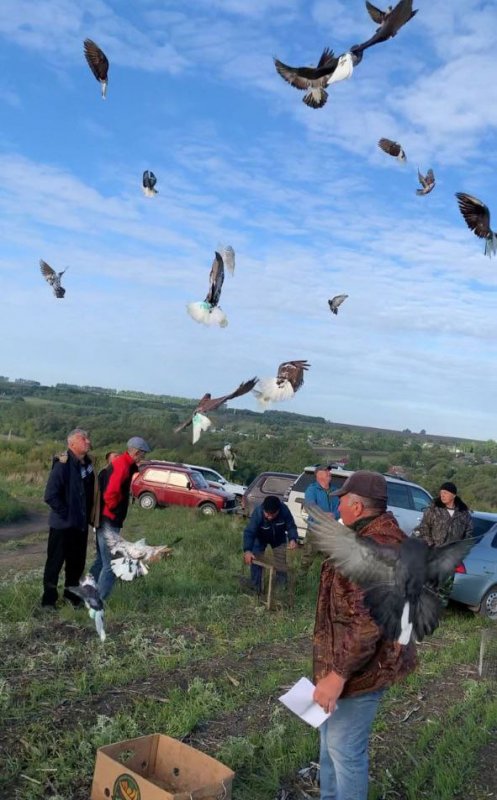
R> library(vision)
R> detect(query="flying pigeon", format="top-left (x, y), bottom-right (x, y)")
top-left (306, 505), bottom-right (475, 643)
top-left (142, 170), bottom-right (158, 197)
top-left (105, 532), bottom-right (177, 581)
top-left (83, 39), bottom-right (109, 99)
top-left (274, 48), bottom-right (361, 109)
top-left (352, 0), bottom-right (417, 56)
top-left (328, 294), bottom-right (349, 315)
top-left (378, 137), bottom-right (407, 162)
top-left (222, 245), bottom-right (235, 275)
top-left (253, 360), bottom-right (310, 408)
top-left (187, 248), bottom-right (234, 328)
top-left (223, 443), bottom-right (237, 472)
top-left (174, 377), bottom-right (258, 444)
top-left (455, 192), bottom-right (497, 258)
top-left (67, 575), bottom-right (105, 642)
top-left (40, 259), bottom-right (68, 298)
top-left (416, 168), bottom-right (435, 196)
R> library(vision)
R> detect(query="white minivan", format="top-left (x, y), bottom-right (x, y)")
top-left (183, 463), bottom-right (247, 501)
top-left (284, 466), bottom-right (433, 540)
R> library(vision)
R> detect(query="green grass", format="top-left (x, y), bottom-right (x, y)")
top-left (0, 485), bottom-right (27, 523)
top-left (0, 506), bottom-right (495, 800)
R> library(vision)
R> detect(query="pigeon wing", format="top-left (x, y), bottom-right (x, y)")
top-left (40, 259), bottom-right (56, 284)
top-left (143, 170), bottom-right (157, 190)
top-left (205, 251), bottom-right (225, 307)
top-left (306, 505), bottom-right (398, 587)
top-left (365, 1), bottom-right (386, 24)
top-left (426, 168), bottom-right (435, 186)
top-left (201, 377), bottom-right (258, 412)
top-left (412, 586), bottom-right (442, 640)
top-left (378, 138), bottom-right (401, 157)
top-left (84, 39), bottom-right (109, 81)
top-left (223, 245), bottom-right (235, 275)
top-left (455, 193), bottom-right (492, 239)
top-left (425, 537), bottom-right (476, 586)
top-left (274, 49), bottom-right (338, 90)
top-left (328, 294), bottom-right (348, 313)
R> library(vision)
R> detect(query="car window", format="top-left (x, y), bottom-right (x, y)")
top-left (410, 486), bottom-right (432, 512)
top-left (292, 472), bottom-right (315, 492)
top-left (472, 518), bottom-right (497, 542)
top-left (143, 468), bottom-right (170, 484)
top-left (262, 476), bottom-right (294, 494)
top-left (387, 482), bottom-right (412, 510)
top-left (491, 532), bottom-right (497, 548)
top-left (167, 471), bottom-right (190, 488)
top-left (190, 470), bottom-right (209, 488)
top-left (198, 468), bottom-right (221, 482)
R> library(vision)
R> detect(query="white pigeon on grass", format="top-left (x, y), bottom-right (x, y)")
top-left (67, 575), bottom-right (106, 642)
top-left (105, 532), bottom-right (178, 582)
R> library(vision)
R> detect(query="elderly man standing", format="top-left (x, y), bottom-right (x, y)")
top-left (299, 464), bottom-right (340, 577)
top-left (312, 471), bottom-right (416, 800)
top-left (41, 428), bottom-right (95, 609)
top-left (89, 436), bottom-right (151, 601)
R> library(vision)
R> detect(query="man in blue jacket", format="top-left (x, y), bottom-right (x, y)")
top-left (243, 495), bottom-right (298, 591)
top-left (300, 465), bottom-right (340, 576)
top-left (41, 428), bottom-right (95, 608)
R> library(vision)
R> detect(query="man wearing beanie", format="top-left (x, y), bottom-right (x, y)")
top-left (413, 480), bottom-right (473, 604)
top-left (242, 495), bottom-right (298, 591)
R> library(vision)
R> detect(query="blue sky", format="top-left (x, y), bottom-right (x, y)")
top-left (1, 0), bottom-right (497, 439)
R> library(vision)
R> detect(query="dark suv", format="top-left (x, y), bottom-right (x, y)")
top-left (131, 461), bottom-right (237, 516)
top-left (241, 471), bottom-right (298, 517)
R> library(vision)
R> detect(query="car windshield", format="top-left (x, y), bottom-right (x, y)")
top-left (190, 470), bottom-right (209, 488)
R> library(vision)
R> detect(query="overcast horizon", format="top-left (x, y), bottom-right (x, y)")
top-left (1, 1), bottom-right (497, 440)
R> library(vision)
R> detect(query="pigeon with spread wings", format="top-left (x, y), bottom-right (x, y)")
top-left (351, 0), bottom-right (417, 59)
top-left (105, 532), bottom-right (178, 582)
top-left (174, 378), bottom-right (258, 444)
top-left (253, 360), bottom-right (310, 408)
top-left (306, 505), bottom-right (475, 643)
top-left (83, 39), bottom-right (109, 99)
top-left (187, 249), bottom-right (234, 327)
top-left (142, 170), bottom-right (158, 197)
top-left (40, 259), bottom-right (68, 298)
top-left (416, 168), bottom-right (435, 196)
top-left (274, 47), bottom-right (361, 109)
top-left (378, 137), bottom-right (406, 162)
top-left (328, 294), bottom-right (348, 315)
top-left (67, 575), bottom-right (105, 641)
top-left (455, 193), bottom-right (497, 257)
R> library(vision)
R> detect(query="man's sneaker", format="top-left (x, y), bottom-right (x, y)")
top-left (88, 608), bottom-right (96, 620)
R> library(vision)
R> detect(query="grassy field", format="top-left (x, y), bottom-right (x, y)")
top-left (1, 507), bottom-right (496, 800)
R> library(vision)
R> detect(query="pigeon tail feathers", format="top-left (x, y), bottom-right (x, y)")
top-left (303, 87), bottom-right (328, 109)
top-left (485, 232), bottom-right (497, 257)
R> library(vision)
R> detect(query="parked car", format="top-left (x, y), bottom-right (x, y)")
top-left (131, 461), bottom-right (238, 516)
top-left (450, 511), bottom-right (497, 619)
top-left (241, 471), bottom-right (298, 517)
top-left (183, 463), bottom-right (246, 501)
top-left (284, 466), bottom-right (433, 539)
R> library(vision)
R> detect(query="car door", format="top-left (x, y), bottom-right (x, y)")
top-left (166, 470), bottom-right (196, 507)
top-left (140, 467), bottom-right (171, 506)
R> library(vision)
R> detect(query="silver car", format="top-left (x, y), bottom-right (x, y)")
top-left (450, 512), bottom-right (497, 620)
top-left (284, 466), bottom-right (433, 540)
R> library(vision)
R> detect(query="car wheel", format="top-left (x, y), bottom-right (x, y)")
top-left (139, 492), bottom-right (157, 510)
top-left (199, 502), bottom-right (217, 516)
top-left (479, 586), bottom-right (497, 620)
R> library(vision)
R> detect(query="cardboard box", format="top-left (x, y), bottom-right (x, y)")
top-left (90, 734), bottom-right (235, 800)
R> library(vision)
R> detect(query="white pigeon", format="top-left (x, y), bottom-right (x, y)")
top-left (67, 575), bottom-right (106, 642)
top-left (105, 532), bottom-right (175, 581)
top-left (253, 360), bottom-right (310, 409)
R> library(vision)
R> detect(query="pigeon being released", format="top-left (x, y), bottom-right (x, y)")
top-left (142, 170), bottom-right (158, 197)
top-left (455, 192), bottom-right (497, 258)
top-left (253, 360), bottom-right (310, 408)
top-left (328, 294), bottom-right (348, 315)
top-left (416, 168), bottom-right (435, 196)
top-left (67, 575), bottom-right (105, 642)
top-left (274, 48), bottom-right (360, 109)
top-left (105, 532), bottom-right (177, 581)
top-left (306, 505), bottom-right (475, 643)
top-left (40, 259), bottom-right (68, 298)
top-left (378, 137), bottom-right (406, 162)
top-left (83, 39), bottom-right (109, 99)
top-left (174, 378), bottom-right (258, 444)
top-left (187, 248), bottom-right (234, 328)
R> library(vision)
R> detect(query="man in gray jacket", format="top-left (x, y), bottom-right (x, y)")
top-left (41, 428), bottom-right (95, 608)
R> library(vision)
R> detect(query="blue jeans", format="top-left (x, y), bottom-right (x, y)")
top-left (89, 522), bottom-right (121, 601)
top-left (319, 689), bottom-right (385, 800)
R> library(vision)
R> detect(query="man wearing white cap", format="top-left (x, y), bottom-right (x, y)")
top-left (89, 436), bottom-right (151, 600)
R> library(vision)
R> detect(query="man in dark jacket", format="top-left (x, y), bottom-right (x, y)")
top-left (41, 428), bottom-right (95, 608)
top-left (89, 436), bottom-right (151, 601)
top-left (312, 471), bottom-right (416, 800)
top-left (243, 495), bottom-right (298, 590)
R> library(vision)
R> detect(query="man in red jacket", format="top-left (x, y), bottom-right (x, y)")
top-left (89, 436), bottom-right (151, 601)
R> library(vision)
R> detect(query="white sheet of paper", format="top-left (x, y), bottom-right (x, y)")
top-left (279, 676), bottom-right (331, 728)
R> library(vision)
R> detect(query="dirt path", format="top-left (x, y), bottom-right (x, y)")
top-left (0, 512), bottom-right (48, 543)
